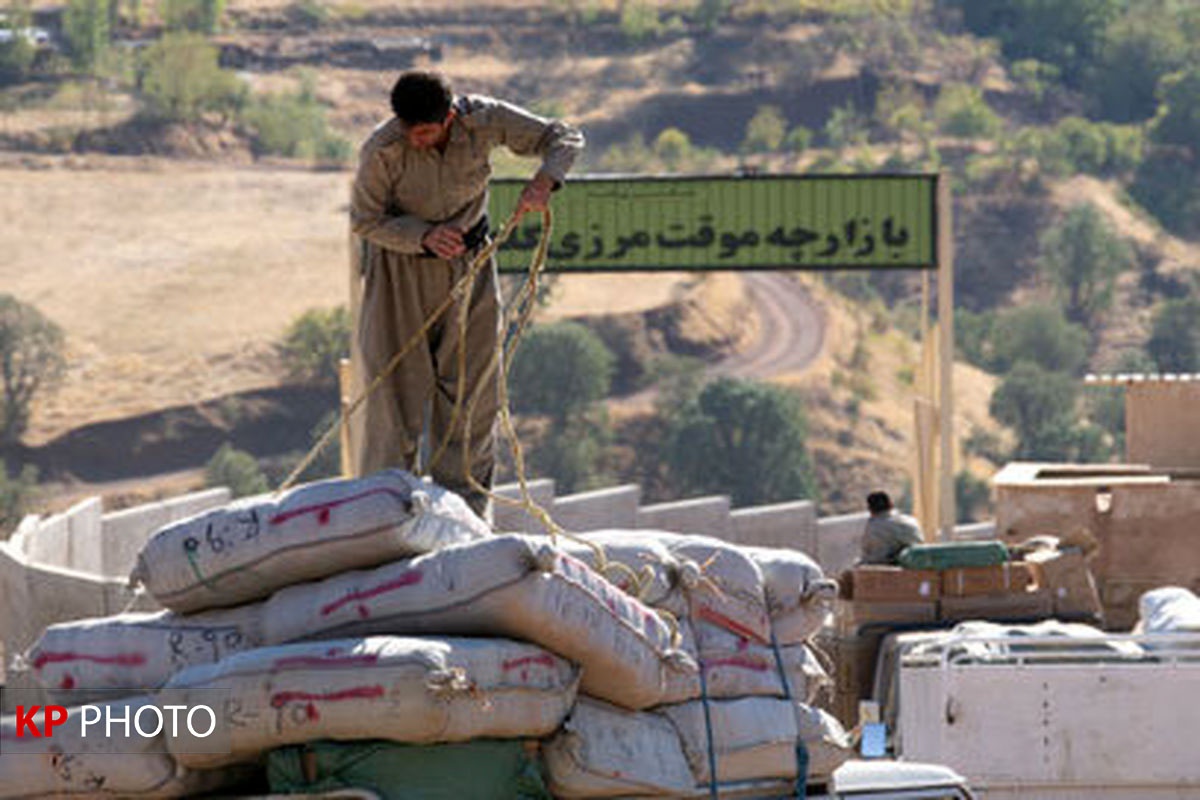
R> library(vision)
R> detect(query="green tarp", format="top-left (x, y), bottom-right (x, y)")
top-left (267, 739), bottom-right (552, 800)
top-left (897, 540), bottom-right (1010, 571)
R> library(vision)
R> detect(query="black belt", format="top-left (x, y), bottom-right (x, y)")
top-left (420, 215), bottom-right (490, 259)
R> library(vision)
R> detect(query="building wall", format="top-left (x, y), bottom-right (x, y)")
top-left (994, 462), bottom-right (1200, 630)
top-left (1126, 382), bottom-right (1200, 468)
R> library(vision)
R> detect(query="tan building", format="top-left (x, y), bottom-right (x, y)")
top-left (992, 374), bottom-right (1200, 630)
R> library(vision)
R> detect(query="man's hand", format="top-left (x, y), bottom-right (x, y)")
top-left (421, 224), bottom-right (466, 259)
top-left (516, 174), bottom-right (556, 216)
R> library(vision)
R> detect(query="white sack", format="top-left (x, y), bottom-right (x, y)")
top-left (545, 696), bottom-right (850, 797)
top-left (263, 535), bottom-right (690, 710)
top-left (131, 470), bottom-right (489, 614)
top-left (165, 635), bottom-right (579, 769)
top-left (743, 546), bottom-right (838, 643)
top-left (1137, 586), bottom-right (1200, 634)
top-left (556, 532), bottom-right (686, 614)
top-left (28, 604), bottom-right (264, 697)
top-left (662, 620), bottom-right (829, 704)
top-left (0, 698), bottom-right (238, 798)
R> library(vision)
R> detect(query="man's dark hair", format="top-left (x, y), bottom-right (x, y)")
top-left (390, 71), bottom-right (453, 124)
top-left (867, 491), bottom-right (893, 514)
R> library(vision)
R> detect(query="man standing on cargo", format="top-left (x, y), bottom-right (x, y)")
top-left (859, 490), bottom-right (924, 565)
top-left (350, 70), bottom-right (584, 519)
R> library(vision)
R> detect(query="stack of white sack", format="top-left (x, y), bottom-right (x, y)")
top-left (544, 696), bottom-right (852, 797)
top-left (0, 697), bottom-right (250, 798)
top-left (21, 471), bottom-right (698, 798)
top-left (26, 469), bottom-right (487, 700)
top-left (543, 529), bottom-right (849, 794)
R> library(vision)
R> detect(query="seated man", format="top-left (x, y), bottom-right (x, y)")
top-left (859, 490), bottom-right (924, 565)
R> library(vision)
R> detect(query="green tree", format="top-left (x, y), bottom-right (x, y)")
top-left (1090, 5), bottom-right (1190, 122)
top-left (64, 0), bottom-right (111, 72)
top-left (946, 0), bottom-right (1122, 87)
top-left (0, 460), bottom-right (38, 534)
top-left (742, 105), bottom-right (786, 154)
top-left (162, 0), bottom-right (225, 33)
top-left (1149, 65), bottom-right (1200, 155)
top-left (934, 83), bottom-right (1001, 139)
top-left (693, 0), bottom-right (729, 32)
top-left (653, 127), bottom-right (692, 171)
top-left (1039, 203), bottom-right (1132, 329)
top-left (989, 362), bottom-right (1080, 459)
top-left (824, 103), bottom-right (868, 152)
top-left (1147, 297), bottom-right (1200, 373)
top-left (530, 411), bottom-right (611, 494)
top-left (278, 306), bottom-right (349, 387)
top-left (140, 33), bottom-right (244, 122)
top-left (509, 322), bottom-right (614, 424)
top-left (665, 377), bottom-right (814, 506)
top-left (0, 295), bottom-right (65, 445)
top-left (956, 470), bottom-right (991, 523)
top-left (205, 443), bottom-right (268, 497)
top-left (619, 0), bottom-right (660, 41)
top-left (989, 304), bottom-right (1090, 375)
top-left (783, 125), bottom-right (812, 156)
top-left (0, 4), bottom-right (36, 85)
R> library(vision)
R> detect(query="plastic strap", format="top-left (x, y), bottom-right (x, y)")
top-left (770, 631), bottom-right (808, 799)
top-left (697, 659), bottom-right (720, 800)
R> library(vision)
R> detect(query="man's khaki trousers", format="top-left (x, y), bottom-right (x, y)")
top-left (356, 249), bottom-right (500, 518)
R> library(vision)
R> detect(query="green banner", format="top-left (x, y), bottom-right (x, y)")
top-left (488, 174), bottom-right (937, 273)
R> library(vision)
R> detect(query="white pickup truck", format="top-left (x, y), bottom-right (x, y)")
top-left (879, 626), bottom-right (1200, 799)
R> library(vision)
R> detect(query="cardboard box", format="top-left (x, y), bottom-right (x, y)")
top-left (1026, 549), bottom-right (1103, 622)
top-left (838, 599), bottom-right (939, 633)
top-left (941, 562), bottom-right (1041, 598)
top-left (939, 589), bottom-right (1054, 623)
top-left (851, 566), bottom-right (940, 603)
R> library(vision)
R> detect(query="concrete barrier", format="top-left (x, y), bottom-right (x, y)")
top-left (492, 479), bottom-right (556, 535)
top-left (99, 487), bottom-right (230, 578)
top-left (552, 485), bottom-right (641, 532)
top-left (636, 495), bottom-right (732, 536)
top-left (730, 500), bottom-right (818, 552)
top-left (816, 512), bottom-right (869, 576)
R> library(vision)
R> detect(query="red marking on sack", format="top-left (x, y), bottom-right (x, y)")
top-left (695, 605), bottom-right (767, 644)
top-left (59, 674), bottom-right (75, 690)
top-left (306, 702), bottom-right (319, 721)
top-left (272, 654), bottom-right (380, 671)
top-left (32, 651), bottom-right (147, 671)
top-left (269, 685), bottom-right (385, 708)
top-left (502, 654), bottom-right (556, 672)
top-left (320, 569), bottom-right (424, 616)
top-left (268, 486), bottom-right (410, 526)
top-left (702, 656), bottom-right (769, 673)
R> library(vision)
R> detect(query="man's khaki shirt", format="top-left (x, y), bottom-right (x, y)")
top-left (860, 512), bottom-right (925, 565)
top-left (350, 95), bottom-right (584, 254)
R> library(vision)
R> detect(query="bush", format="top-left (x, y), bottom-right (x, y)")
top-left (989, 362), bottom-right (1085, 460)
top-left (529, 411), bottom-right (612, 494)
top-left (1129, 149), bottom-right (1200, 239)
top-left (1090, 5), bottom-right (1190, 123)
top-left (0, 295), bottom-right (66, 445)
top-left (653, 127), bottom-right (692, 171)
top-left (1147, 297), bottom-right (1200, 373)
top-left (956, 471), bottom-right (990, 523)
top-left (742, 104), bottom-right (786, 154)
top-left (162, 0), bottom-right (225, 33)
top-left (278, 306), bottom-right (349, 387)
top-left (989, 304), bottom-right (1090, 375)
top-left (934, 83), bottom-right (1001, 139)
top-left (139, 33), bottom-right (244, 122)
top-left (509, 321), bottom-right (614, 423)
top-left (241, 75), bottom-right (351, 161)
top-left (619, 0), bottom-right (661, 41)
top-left (205, 443), bottom-right (268, 497)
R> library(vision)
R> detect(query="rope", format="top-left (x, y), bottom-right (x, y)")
top-left (697, 654), bottom-right (721, 800)
top-left (770, 631), bottom-right (808, 799)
